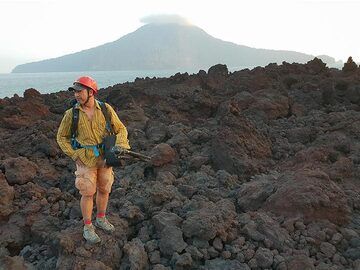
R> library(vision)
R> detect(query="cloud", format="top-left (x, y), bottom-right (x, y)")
top-left (140, 14), bottom-right (191, 25)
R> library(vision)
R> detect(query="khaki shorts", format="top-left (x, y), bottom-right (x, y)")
top-left (74, 165), bottom-right (114, 196)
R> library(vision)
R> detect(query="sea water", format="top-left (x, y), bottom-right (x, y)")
top-left (0, 66), bottom-right (250, 99)
top-left (0, 69), bottom-right (195, 98)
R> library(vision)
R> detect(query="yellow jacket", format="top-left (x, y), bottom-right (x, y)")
top-left (57, 100), bottom-right (130, 167)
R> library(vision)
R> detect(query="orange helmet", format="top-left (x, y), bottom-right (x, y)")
top-left (68, 76), bottom-right (98, 94)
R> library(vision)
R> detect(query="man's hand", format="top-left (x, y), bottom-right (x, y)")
top-left (112, 146), bottom-right (126, 155)
top-left (76, 158), bottom-right (85, 167)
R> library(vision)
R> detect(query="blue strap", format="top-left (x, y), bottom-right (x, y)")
top-left (81, 145), bottom-right (101, 157)
top-left (71, 138), bottom-right (103, 157)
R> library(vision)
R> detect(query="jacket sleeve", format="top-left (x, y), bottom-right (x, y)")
top-left (56, 109), bottom-right (81, 160)
top-left (106, 103), bottom-right (131, 149)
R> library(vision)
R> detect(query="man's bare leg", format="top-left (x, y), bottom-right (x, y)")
top-left (95, 191), bottom-right (115, 232)
top-left (81, 194), bottom-right (101, 243)
top-left (80, 195), bottom-right (94, 223)
top-left (96, 190), bottom-right (109, 214)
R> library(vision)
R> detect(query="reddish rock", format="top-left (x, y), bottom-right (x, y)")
top-left (0, 215), bottom-right (27, 254)
top-left (0, 91), bottom-right (50, 129)
top-left (118, 105), bottom-right (149, 130)
top-left (23, 88), bottom-right (41, 99)
top-left (150, 143), bottom-right (176, 166)
top-left (251, 89), bottom-right (290, 120)
top-left (0, 256), bottom-right (31, 270)
top-left (306, 57), bottom-right (327, 74)
top-left (247, 73), bottom-right (274, 92)
top-left (264, 169), bottom-right (351, 225)
top-left (287, 255), bottom-right (315, 270)
top-left (0, 172), bottom-right (14, 219)
top-left (3, 157), bottom-right (38, 185)
top-left (328, 156), bottom-right (354, 181)
top-left (123, 238), bottom-right (149, 270)
top-left (210, 119), bottom-right (271, 178)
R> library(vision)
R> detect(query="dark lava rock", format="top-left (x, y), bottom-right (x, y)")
top-left (122, 238), bottom-right (149, 270)
top-left (342, 56), bottom-right (358, 73)
top-left (202, 258), bottom-right (250, 270)
top-left (1, 61), bottom-right (360, 269)
top-left (159, 226), bottom-right (187, 256)
top-left (182, 199), bottom-right (236, 241)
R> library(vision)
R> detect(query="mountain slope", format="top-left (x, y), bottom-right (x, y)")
top-left (12, 23), bottom-right (337, 73)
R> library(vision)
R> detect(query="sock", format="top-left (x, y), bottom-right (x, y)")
top-left (97, 212), bottom-right (105, 219)
top-left (84, 219), bottom-right (92, 225)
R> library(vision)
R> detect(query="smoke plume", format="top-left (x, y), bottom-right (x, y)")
top-left (140, 14), bottom-right (191, 25)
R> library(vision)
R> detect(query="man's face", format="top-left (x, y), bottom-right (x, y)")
top-left (74, 88), bottom-right (93, 105)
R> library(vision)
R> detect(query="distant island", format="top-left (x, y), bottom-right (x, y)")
top-left (12, 23), bottom-right (343, 73)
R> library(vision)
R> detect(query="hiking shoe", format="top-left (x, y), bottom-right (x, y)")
top-left (95, 217), bottom-right (115, 233)
top-left (83, 224), bottom-right (101, 244)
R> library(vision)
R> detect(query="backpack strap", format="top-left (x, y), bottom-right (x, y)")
top-left (71, 104), bottom-right (80, 149)
top-left (98, 101), bottom-right (115, 135)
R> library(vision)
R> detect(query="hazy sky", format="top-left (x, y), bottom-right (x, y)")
top-left (0, 0), bottom-right (358, 73)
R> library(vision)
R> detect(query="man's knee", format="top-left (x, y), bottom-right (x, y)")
top-left (97, 186), bottom-right (111, 194)
top-left (97, 168), bottom-right (114, 194)
top-left (81, 195), bottom-right (94, 201)
top-left (75, 177), bottom-right (97, 196)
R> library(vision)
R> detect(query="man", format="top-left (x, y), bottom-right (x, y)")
top-left (57, 76), bottom-right (130, 243)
